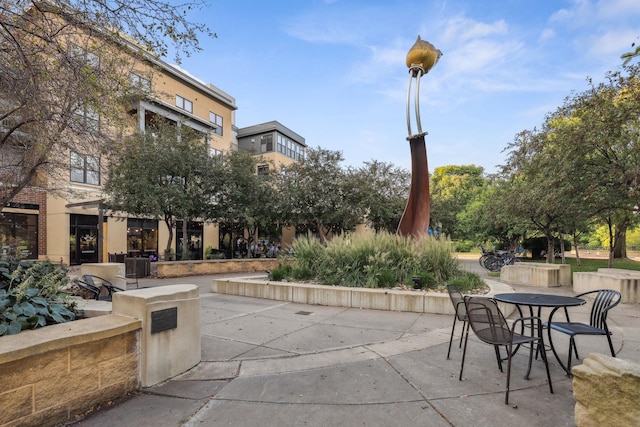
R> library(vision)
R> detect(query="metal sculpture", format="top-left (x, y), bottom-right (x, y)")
top-left (397, 36), bottom-right (442, 238)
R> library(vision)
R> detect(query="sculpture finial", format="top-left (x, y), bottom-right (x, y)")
top-left (405, 36), bottom-right (442, 74)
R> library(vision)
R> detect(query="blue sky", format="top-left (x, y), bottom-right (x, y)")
top-left (176, 0), bottom-right (640, 174)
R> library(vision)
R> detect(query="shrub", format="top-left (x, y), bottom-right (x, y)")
top-left (406, 271), bottom-right (437, 289)
top-left (453, 240), bottom-right (475, 252)
top-left (0, 261), bottom-right (77, 336)
top-left (270, 231), bottom-right (485, 292)
top-left (268, 264), bottom-right (292, 282)
top-left (448, 271), bottom-right (486, 293)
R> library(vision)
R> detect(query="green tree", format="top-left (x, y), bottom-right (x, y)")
top-left (547, 65), bottom-right (640, 263)
top-left (430, 165), bottom-right (486, 239)
top-left (347, 160), bottom-right (409, 233)
top-left (104, 122), bottom-right (223, 255)
top-left (213, 151), bottom-right (280, 250)
top-left (279, 147), bottom-right (358, 241)
top-left (497, 64), bottom-right (640, 264)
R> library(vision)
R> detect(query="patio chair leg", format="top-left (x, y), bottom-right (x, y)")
top-left (607, 335), bottom-right (616, 357)
top-left (459, 320), bottom-right (466, 348)
top-left (494, 346), bottom-right (503, 372)
top-left (447, 316), bottom-right (457, 359)
top-left (459, 326), bottom-right (471, 381)
top-left (566, 338), bottom-right (576, 375)
top-left (505, 344), bottom-right (513, 405)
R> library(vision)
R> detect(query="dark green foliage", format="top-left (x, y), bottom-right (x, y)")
top-left (291, 266), bottom-right (315, 281)
top-left (0, 261), bottom-right (77, 336)
top-left (448, 271), bottom-right (487, 293)
top-left (523, 237), bottom-right (572, 259)
top-left (453, 240), bottom-right (475, 252)
top-left (407, 271), bottom-right (437, 289)
top-left (268, 264), bottom-right (292, 282)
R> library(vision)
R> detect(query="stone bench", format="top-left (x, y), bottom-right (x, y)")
top-left (500, 263), bottom-right (572, 287)
top-left (573, 269), bottom-right (640, 303)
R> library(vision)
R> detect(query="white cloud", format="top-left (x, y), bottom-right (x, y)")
top-left (441, 15), bottom-right (508, 44)
top-left (585, 29), bottom-right (640, 56)
top-left (539, 28), bottom-right (555, 43)
top-left (595, 0), bottom-right (640, 20)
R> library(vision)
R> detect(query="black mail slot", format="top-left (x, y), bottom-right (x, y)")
top-left (151, 307), bottom-right (177, 334)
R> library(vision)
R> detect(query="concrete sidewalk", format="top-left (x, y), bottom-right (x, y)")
top-left (67, 261), bottom-right (640, 427)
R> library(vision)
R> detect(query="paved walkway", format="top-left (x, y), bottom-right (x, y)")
top-left (67, 259), bottom-right (640, 427)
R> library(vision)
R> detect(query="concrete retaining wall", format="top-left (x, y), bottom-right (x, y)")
top-left (156, 258), bottom-right (279, 278)
top-left (573, 270), bottom-right (640, 303)
top-left (0, 315), bottom-right (141, 427)
top-left (212, 278), bottom-right (515, 316)
top-left (0, 284), bottom-right (204, 426)
top-left (500, 263), bottom-right (572, 287)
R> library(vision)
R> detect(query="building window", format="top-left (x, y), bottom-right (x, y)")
top-left (70, 152), bottom-right (100, 185)
top-left (176, 95), bottom-right (193, 113)
top-left (257, 164), bottom-right (269, 175)
top-left (274, 134), bottom-right (305, 160)
top-left (0, 212), bottom-right (38, 260)
top-left (74, 105), bottom-right (100, 131)
top-left (129, 72), bottom-right (151, 92)
top-left (209, 112), bottom-right (223, 136)
top-left (127, 219), bottom-right (158, 258)
top-left (261, 134), bottom-right (273, 152)
top-left (70, 44), bottom-right (100, 68)
top-left (209, 147), bottom-right (222, 157)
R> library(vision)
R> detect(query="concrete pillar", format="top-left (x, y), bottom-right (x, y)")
top-left (112, 285), bottom-right (201, 387)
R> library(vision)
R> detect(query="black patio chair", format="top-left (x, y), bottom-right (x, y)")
top-left (76, 280), bottom-right (106, 301)
top-left (82, 274), bottom-right (125, 300)
top-left (446, 284), bottom-right (468, 359)
top-left (459, 296), bottom-right (553, 405)
top-left (546, 289), bottom-right (621, 375)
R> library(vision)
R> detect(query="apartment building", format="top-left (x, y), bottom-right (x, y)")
top-left (237, 120), bottom-right (307, 171)
top-left (54, 58), bottom-right (239, 264)
top-left (2, 6), bottom-right (307, 265)
top-left (237, 122), bottom-right (307, 247)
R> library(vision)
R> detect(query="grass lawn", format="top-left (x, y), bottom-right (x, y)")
top-left (550, 256), bottom-right (640, 273)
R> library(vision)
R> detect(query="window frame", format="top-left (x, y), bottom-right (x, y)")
top-left (70, 152), bottom-right (100, 185)
top-left (176, 95), bottom-right (193, 113)
top-left (209, 112), bottom-right (223, 136)
top-left (129, 72), bottom-right (151, 92)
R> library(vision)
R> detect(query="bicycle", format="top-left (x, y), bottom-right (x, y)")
top-left (482, 249), bottom-right (523, 272)
top-left (478, 245), bottom-right (496, 268)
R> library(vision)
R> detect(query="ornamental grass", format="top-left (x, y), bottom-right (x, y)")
top-left (273, 231), bottom-right (484, 292)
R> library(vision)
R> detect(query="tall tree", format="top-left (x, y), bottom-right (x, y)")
top-left (104, 122), bottom-right (223, 255)
top-left (279, 147), bottom-right (358, 241)
top-left (548, 65), bottom-right (640, 263)
top-left (212, 151), bottom-right (279, 249)
top-left (0, 0), bottom-right (214, 207)
top-left (430, 165), bottom-right (486, 239)
top-left (347, 160), bottom-right (409, 233)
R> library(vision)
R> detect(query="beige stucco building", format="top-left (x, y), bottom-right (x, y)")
top-left (2, 11), bottom-right (307, 265)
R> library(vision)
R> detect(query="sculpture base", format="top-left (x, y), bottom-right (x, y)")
top-left (397, 134), bottom-right (430, 238)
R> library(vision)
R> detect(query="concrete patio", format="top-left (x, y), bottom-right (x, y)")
top-left (68, 259), bottom-right (640, 427)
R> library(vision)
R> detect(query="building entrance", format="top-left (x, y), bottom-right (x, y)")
top-left (70, 214), bottom-right (98, 265)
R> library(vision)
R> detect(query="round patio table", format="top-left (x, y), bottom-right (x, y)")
top-left (493, 293), bottom-right (585, 378)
